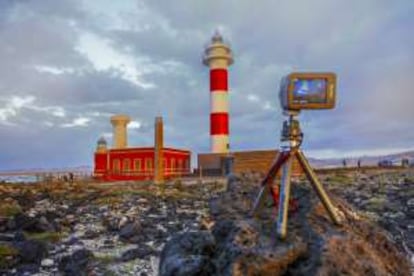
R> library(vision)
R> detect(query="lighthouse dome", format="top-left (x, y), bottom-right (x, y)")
top-left (212, 31), bottom-right (223, 43)
top-left (97, 137), bottom-right (107, 145)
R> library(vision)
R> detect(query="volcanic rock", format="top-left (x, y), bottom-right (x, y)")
top-left (160, 177), bottom-right (412, 276)
top-left (8, 213), bottom-right (56, 233)
top-left (119, 221), bottom-right (142, 241)
top-left (15, 239), bottom-right (48, 264)
top-left (16, 263), bottom-right (40, 275)
top-left (120, 244), bottom-right (155, 261)
top-left (58, 249), bottom-right (93, 276)
top-left (159, 231), bottom-right (216, 275)
top-left (1, 173), bottom-right (412, 275)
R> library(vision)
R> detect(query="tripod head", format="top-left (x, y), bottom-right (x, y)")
top-left (281, 112), bottom-right (303, 149)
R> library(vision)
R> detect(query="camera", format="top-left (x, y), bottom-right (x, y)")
top-left (279, 72), bottom-right (336, 111)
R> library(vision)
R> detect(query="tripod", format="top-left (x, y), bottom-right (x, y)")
top-left (252, 113), bottom-right (341, 239)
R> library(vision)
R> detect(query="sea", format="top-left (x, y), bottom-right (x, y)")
top-left (0, 175), bottom-right (38, 184)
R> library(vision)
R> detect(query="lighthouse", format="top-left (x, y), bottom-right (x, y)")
top-left (203, 31), bottom-right (234, 153)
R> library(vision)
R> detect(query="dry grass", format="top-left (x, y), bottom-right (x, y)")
top-left (93, 195), bottom-right (124, 206)
top-left (24, 231), bottom-right (65, 243)
top-left (231, 241), bottom-right (307, 276)
top-left (324, 173), bottom-right (353, 185)
top-left (0, 244), bottom-right (18, 269)
top-left (319, 235), bottom-right (386, 276)
top-left (309, 198), bottom-right (411, 276)
top-left (0, 202), bottom-right (22, 217)
top-left (364, 197), bottom-right (387, 211)
top-left (93, 253), bottom-right (116, 265)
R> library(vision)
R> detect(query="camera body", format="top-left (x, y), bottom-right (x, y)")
top-left (279, 72), bottom-right (336, 111)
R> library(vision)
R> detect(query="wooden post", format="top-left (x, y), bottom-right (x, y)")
top-left (154, 117), bottom-right (164, 185)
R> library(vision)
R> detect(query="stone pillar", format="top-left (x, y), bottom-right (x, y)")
top-left (154, 116), bottom-right (164, 184)
top-left (110, 114), bottom-right (131, 149)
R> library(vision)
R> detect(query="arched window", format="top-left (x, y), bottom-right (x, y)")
top-left (134, 159), bottom-right (141, 173)
top-left (145, 158), bottom-right (153, 172)
top-left (113, 159), bottom-right (121, 173)
top-left (123, 159), bottom-right (131, 173)
top-left (171, 158), bottom-right (176, 173)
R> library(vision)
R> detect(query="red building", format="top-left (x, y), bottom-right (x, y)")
top-left (94, 116), bottom-right (191, 181)
top-left (94, 146), bottom-right (191, 181)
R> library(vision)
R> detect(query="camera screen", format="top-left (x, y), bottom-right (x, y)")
top-left (292, 78), bottom-right (327, 104)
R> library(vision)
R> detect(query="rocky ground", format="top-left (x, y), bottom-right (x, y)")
top-left (0, 168), bottom-right (412, 275)
top-left (0, 179), bottom-right (227, 275)
top-left (326, 169), bottom-right (414, 259)
top-left (160, 169), bottom-right (413, 275)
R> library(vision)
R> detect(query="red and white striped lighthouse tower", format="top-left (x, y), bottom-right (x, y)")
top-left (203, 31), bottom-right (234, 153)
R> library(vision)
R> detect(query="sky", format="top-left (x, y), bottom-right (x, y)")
top-left (0, 0), bottom-right (413, 170)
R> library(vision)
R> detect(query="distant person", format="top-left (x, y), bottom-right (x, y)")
top-left (357, 159), bottom-right (361, 168)
top-left (69, 172), bottom-right (74, 183)
top-left (342, 159), bottom-right (347, 168)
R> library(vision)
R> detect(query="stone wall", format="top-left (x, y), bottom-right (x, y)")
top-left (198, 150), bottom-right (303, 176)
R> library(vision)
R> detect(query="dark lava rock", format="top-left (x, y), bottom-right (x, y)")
top-left (64, 236), bottom-right (82, 246)
top-left (14, 239), bottom-right (47, 264)
top-left (37, 216), bottom-right (56, 232)
top-left (16, 263), bottom-right (40, 275)
top-left (83, 229), bottom-right (101, 239)
top-left (120, 244), bottom-right (154, 261)
top-left (13, 231), bottom-right (26, 242)
top-left (102, 238), bottom-right (115, 249)
top-left (119, 221), bottom-right (142, 241)
top-left (0, 233), bottom-right (15, 242)
top-left (160, 177), bottom-right (412, 276)
top-left (159, 231), bottom-right (216, 276)
top-left (103, 217), bottom-right (120, 232)
top-left (8, 213), bottom-right (55, 232)
top-left (7, 214), bottom-right (34, 231)
top-left (58, 249), bottom-right (93, 276)
top-left (0, 217), bottom-right (8, 232)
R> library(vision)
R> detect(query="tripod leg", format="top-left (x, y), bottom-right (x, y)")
top-left (276, 152), bottom-right (293, 240)
top-left (252, 151), bottom-right (289, 217)
top-left (295, 150), bottom-right (341, 225)
top-left (251, 184), bottom-right (272, 217)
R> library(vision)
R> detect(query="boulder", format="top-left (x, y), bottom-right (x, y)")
top-left (119, 221), bottom-right (142, 241)
top-left (37, 216), bottom-right (56, 232)
top-left (8, 213), bottom-right (55, 232)
top-left (120, 244), bottom-right (155, 262)
top-left (15, 240), bottom-right (47, 264)
top-left (159, 231), bottom-right (216, 276)
top-left (58, 249), bottom-right (93, 276)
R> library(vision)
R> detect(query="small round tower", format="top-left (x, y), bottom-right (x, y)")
top-left (96, 137), bottom-right (107, 153)
top-left (110, 114), bottom-right (131, 149)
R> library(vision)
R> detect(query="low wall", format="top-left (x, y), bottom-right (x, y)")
top-left (198, 150), bottom-right (303, 176)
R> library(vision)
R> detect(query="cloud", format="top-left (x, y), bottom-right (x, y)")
top-left (128, 121), bottom-right (141, 130)
top-left (76, 32), bottom-right (156, 89)
top-left (61, 117), bottom-right (91, 128)
top-left (0, 0), bottom-right (413, 170)
top-left (0, 95), bottom-right (35, 124)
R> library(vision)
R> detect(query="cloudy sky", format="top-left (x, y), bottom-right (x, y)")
top-left (0, 0), bottom-right (413, 170)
